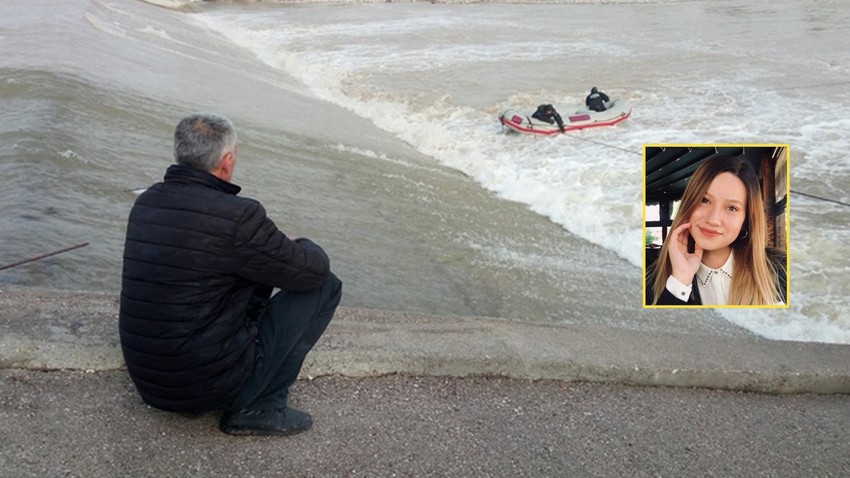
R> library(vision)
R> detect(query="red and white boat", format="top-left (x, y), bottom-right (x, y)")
top-left (499, 99), bottom-right (631, 135)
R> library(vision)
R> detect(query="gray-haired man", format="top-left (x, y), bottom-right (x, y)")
top-left (120, 113), bottom-right (342, 436)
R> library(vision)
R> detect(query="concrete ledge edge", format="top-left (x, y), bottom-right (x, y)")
top-left (2, 343), bottom-right (848, 395)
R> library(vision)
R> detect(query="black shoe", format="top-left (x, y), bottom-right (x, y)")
top-left (219, 407), bottom-right (313, 436)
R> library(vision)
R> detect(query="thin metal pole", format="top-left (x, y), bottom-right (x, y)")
top-left (0, 243), bottom-right (89, 271)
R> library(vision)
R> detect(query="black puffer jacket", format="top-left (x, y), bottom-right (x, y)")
top-left (119, 165), bottom-right (330, 412)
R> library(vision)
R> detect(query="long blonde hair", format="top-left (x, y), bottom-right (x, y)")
top-left (648, 156), bottom-right (781, 305)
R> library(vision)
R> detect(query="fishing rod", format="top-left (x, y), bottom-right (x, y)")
top-left (0, 242), bottom-right (90, 272)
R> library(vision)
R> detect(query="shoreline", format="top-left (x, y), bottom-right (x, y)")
top-left (2, 285), bottom-right (848, 394)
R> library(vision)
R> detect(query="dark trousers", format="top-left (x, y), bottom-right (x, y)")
top-left (233, 274), bottom-right (342, 411)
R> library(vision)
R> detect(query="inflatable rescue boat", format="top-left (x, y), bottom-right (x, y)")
top-left (499, 99), bottom-right (631, 135)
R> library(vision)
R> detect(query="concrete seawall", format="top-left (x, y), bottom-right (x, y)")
top-left (1, 285), bottom-right (848, 394)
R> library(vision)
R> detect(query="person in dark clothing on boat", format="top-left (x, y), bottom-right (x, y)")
top-left (585, 87), bottom-right (610, 112)
top-left (119, 112), bottom-right (342, 436)
top-left (531, 104), bottom-right (566, 132)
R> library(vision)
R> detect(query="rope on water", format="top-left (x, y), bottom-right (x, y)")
top-left (790, 190), bottom-right (850, 208)
top-left (771, 80), bottom-right (850, 91)
top-left (566, 133), bottom-right (642, 155)
top-left (563, 137), bottom-right (850, 209)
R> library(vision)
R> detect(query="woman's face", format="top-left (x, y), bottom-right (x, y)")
top-left (687, 172), bottom-right (747, 253)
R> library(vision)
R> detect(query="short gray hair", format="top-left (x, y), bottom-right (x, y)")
top-left (173, 113), bottom-right (237, 172)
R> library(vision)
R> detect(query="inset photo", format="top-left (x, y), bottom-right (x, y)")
top-left (643, 145), bottom-right (789, 308)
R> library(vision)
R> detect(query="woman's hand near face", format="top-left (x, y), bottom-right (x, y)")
top-left (668, 222), bottom-right (703, 285)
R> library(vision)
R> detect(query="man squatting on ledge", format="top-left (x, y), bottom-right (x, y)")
top-left (119, 113), bottom-right (343, 436)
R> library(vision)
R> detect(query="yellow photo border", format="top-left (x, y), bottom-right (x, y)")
top-left (642, 144), bottom-right (791, 309)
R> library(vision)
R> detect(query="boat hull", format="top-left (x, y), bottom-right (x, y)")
top-left (499, 100), bottom-right (631, 135)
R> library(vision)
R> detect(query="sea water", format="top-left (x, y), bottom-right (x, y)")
top-left (1, 0), bottom-right (848, 343)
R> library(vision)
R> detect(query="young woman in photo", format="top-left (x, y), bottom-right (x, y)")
top-left (646, 156), bottom-right (786, 306)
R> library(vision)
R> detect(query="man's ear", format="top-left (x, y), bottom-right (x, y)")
top-left (212, 151), bottom-right (235, 181)
top-left (221, 152), bottom-right (234, 175)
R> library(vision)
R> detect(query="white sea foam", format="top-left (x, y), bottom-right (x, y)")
top-left (84, 12), bottom-right (127, 38)
top-left (138, 25), bottom-right (173, 40)
top-left (190, 1), bottom-right (850, 343)
top-left (58, 150), bottom-right (86, 162)
top-left (138, 0), bottom-right (201, 10)
top-left (328, 143), bottom-right (455, 177)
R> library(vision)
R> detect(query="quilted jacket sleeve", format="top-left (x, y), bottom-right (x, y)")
top-left (232, 200), bottom-right (330, 292)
